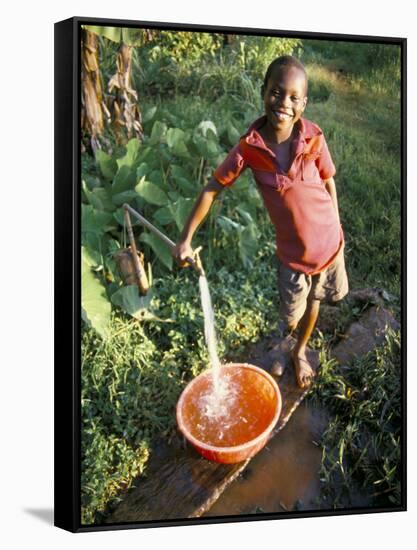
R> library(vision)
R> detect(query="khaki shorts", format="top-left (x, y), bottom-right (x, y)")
top-left (278, 246), bottom-right (349, 327)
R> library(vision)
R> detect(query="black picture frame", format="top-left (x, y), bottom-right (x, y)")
top-left (54, 16), bottom-right (407, 533)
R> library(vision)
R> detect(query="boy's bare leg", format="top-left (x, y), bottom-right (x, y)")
top-left (291, 295), bottom-right (320, 388)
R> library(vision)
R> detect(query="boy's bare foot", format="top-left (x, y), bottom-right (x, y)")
top-left (291, 348), bottom-right (315, 389)
top-left (271, 360), bottom-right (285, 377)
top-left (270, 334), bottom-right (294, 377)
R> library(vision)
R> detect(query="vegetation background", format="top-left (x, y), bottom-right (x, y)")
top-left (80, 29), bottom-right (402, 525)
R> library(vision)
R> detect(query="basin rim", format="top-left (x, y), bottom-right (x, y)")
top-left (176, 362), bottom-right (282, 454)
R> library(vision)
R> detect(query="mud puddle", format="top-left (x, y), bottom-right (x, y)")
top-left (205, 401), bottom-right (327, 516)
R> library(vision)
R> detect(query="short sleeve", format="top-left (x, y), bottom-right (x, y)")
top-left (316, 136), bottom-right (336, 180)
top-left (213, 143), bottom-right (247, 187)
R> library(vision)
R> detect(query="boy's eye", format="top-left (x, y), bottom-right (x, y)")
top-left (270, 91), bottom-right (301, 102)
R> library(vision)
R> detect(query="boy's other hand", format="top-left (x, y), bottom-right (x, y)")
top-left (172, 241), bottom-right (195, 268)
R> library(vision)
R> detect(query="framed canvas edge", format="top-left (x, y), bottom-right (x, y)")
top-left (54, 16), bottom-right (81, 533)
top-left (53, 15), bottom-right (407, 533)
top-left (400, 34), bottom-right (407, 515)
top-left (72, 14), bottom-right (406, 44)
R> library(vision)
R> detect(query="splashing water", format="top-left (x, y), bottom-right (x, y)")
top-left (198, 274), bottom-right (236, 418)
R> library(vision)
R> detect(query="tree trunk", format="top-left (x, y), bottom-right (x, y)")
top-left (108, 43), bottom-right (144, 144)
top-left (81, 29), bottom-right (110, 152)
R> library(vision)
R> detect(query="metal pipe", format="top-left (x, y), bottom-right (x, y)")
top-left (123, 203), bottom-right (205, 276)
top-left (124, 203), bottom-right (176, 250)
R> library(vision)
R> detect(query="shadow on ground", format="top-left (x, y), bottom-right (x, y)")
top-left (24, 508), bottom-right (54, 525)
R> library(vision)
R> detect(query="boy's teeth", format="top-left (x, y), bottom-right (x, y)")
top-left (274, 111), bottom-right (291, 120)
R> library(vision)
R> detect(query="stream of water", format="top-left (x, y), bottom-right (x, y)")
top-left (198, 275), bottom-right (221, 386)
top-left (198, 275), bottom-right (237, 422)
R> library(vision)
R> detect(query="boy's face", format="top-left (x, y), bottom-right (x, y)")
top-left (262, 66), bottom-right (308, 133)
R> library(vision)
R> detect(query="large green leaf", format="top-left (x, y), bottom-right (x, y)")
top-left (168, 191), bottom-right (180, 202)
top-left (116, 138), bottom-right (141, 170)
top-left (149, 121), bottom-right (167, 146)
top-left (110, 286), bottom-right (152, 320)
top-left (238, 223), bottom-right (259, 269)
top-left (94, 188), bottom-right (115, 212)
top-left (192, 134), bottom-right (219, 159)
top-left (166, 128), bottom-right (185, 147)
top-left (169, 198), bottom-right (194, 231)
top-left (82, 232), bottom-right (101, 253)
top-left (197, 120), bottom-right (218, 139)
top-left (166, 128), bottom-right (189, 157)
top-left (84, 175), bottom-right (101, 191)
top-left (170, 165), bottom-right (188, 179)
top-left (227, 123), bottom-right (241, 146)
top-left (111, 190), bottom-right (139, 207)
top-left (217, 215), bottom-right (242, 233)
top-left (82, 181), bottom-right (115, 212)
top-left (175, 176), bottom-right (195, 196)
top-left (113, 207), bottom-right (126, 227)
top-left (236, 206), bottom-right (254, 224)
top-left (82, 204), bottom-right (114, 235)
top-left (135, 176), bottom-right (169, 206)
top-left (81, 248), bottom-right (111, 338)
top-left (148, 170), bottom-right (169, 192)
top-left (170, 165), bottom-right (195, 195)
top-left (140, 232), bottom-right (173, 270)
top-left (82, 179), bottom-right (101, 210)
top-left (95, 149), bottom-right (118, 180)
top-left (112, 203), bottom-right (145, 227)
top-left (153, 206), bottom-right (174, 226)
top-left (111, 165), bottom-right (137, 195)
top-left (82, 245), bottom-right (102, 268)
top-left (136, 163), bottom-right (149, 179)
top-left (142, 106), bottom-right (157, 124)
top-left (169, 166), bottom-right (194, 195)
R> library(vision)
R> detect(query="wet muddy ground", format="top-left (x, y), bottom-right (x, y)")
top-left (108, 289), bottom-right (395, 523)
top-left (107, 338), bottom-right (320, 524)
top-left (205, 401), bottom-right (327, 516)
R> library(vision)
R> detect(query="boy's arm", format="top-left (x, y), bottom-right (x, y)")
top-left (173, 177), bottom-right (224, 266)
top-left (324, 177), bottom-right (341, 226)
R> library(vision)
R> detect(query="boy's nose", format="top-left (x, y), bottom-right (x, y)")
top-left (280, 94), bottom-right (292, 108)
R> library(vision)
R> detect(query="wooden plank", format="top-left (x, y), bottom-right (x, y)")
top-left (107, 336), bottom-right (319, 524)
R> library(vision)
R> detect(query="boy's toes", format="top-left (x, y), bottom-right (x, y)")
top-left (292, 351), bottom-right (315, 389)
top-left (298, 370), bottom-right (313, 389)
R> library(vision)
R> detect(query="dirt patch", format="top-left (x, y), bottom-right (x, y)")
top-left (332, 305), bottom-right (399, 366)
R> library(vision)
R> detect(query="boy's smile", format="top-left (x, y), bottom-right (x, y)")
top-left (263, 66), bottom-right (308, 141)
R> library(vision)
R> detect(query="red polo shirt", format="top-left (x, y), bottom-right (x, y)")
top-left (213, 116), bottom-right (343, 275)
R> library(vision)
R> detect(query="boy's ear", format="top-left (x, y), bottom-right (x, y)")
top-left (302, 96), bottom-right (308, 111)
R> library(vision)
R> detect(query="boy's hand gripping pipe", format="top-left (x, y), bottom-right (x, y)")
top-left (123, 203), bottom-right (205, 277)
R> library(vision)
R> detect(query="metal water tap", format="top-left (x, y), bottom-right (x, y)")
top-left (191, 246), bottom-right (206, 277)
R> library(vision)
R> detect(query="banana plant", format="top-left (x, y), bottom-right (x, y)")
top-left (81, 25), bottom-right (154, 151)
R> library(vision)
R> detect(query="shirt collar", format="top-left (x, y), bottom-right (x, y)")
top-left (242, 116), bottom-right (320, 157)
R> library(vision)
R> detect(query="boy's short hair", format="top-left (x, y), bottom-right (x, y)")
top-left (263, 55), bottom-right (308, 95)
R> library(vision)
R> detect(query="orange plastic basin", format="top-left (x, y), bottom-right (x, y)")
top-left (176, 363), bottom-right (282, 464)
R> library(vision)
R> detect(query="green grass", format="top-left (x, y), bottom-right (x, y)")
top-left (81, 39), bottom-right (402, 523)
top-left (309, 329), bottom-right (401, 509)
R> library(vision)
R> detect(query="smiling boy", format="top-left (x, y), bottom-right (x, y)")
top-left (173, 55), bottom-right (348, 389)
